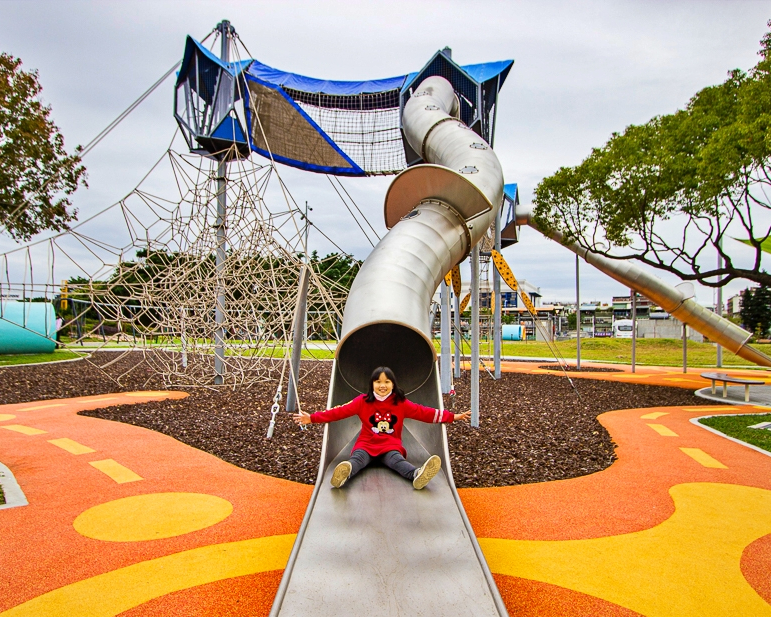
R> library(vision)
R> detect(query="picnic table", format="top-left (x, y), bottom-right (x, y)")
top-left (700, 372), bottom-right (765, 402)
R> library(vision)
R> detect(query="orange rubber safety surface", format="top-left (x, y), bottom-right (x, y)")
top-left (0, 393), bottom-right (311, 617)
top-left (2, 372), bottom-right (771, 616)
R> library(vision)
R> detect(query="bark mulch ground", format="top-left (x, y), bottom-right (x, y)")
top-left (0, 352), bottom-right (718, 488)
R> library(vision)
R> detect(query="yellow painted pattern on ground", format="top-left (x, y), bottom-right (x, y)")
top-left (1, 424), bottom-right (47, 436)
top-left (680, 448), bottom-right (728, 469)
top-left (47, 438), bottom-right (96, 455)
top-left (17, 403), bottom-right (65, 411)
top-left (84, 397), bottom-right (119, 403)
top-left (640, 412), bottom-right (669, 420)
top-left (479, 483), bottom-right (771, 617)
top-left (647, 423), bottom-right (679, 437)
top-left (89, 459), bottom-right (143, 484)
top-left (0, 414), bottom-right (16, 421)
top-left (74, 493), bottom-right (233, 542)
top-left (0, 534), bottom-right (295, 617)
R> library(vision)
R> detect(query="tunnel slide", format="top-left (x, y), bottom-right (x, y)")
top-left (269, 76), bottom-right (509, 616)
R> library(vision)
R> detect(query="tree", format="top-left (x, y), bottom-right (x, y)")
top-left (533, 25), bottom-right (771, 288)
top-left (740, 286), bottom-right (771, 337)
top-left (0, 53), bottom-right (86, 241)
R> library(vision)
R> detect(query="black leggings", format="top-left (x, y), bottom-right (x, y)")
top-left (349, 449), bottom-right (416, 480)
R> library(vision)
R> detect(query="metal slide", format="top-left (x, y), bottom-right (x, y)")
top-left (270, 76), bottom-right (509, 616)
top-left (515, 205), bottom-right (771, 368)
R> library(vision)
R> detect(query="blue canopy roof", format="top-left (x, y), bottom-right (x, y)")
top-left (246, 57), bottom-right (513, 96)
top-left (403, 59), bottom-right (514, 92)
top-left (179, 35), bottom-right (513, 100)
top-left (176, 36), bottom-right (514, 175)
top-left (176, 37), bottom-right (252, 87)
top-left (246, 59), bottom-right (408, 95)
top-left (504, 183), bottom-right (519, 204)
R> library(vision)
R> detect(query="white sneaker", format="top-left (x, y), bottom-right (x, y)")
top-left (413, 455), bottom-right (441, 490)
top-left (331, 461), bottom-right (352, 488)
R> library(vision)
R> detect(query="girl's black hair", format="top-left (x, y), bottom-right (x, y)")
top-left (365, 366), bottom-right (406, 404)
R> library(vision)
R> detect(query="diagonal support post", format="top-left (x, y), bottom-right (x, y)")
top-left (286, 265), bottom-right (311, 413)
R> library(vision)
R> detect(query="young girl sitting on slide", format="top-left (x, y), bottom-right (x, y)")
top-left (293, 366), bottom-right (471, 489)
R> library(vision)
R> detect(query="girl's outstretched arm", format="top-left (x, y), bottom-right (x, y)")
top-left (454, 410), bottom-right (472, 422)
top-left (293, 410), bottom-right (312, 425)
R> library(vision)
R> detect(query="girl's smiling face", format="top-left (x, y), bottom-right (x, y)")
top-left (373, 372), bottom-right (394, 398)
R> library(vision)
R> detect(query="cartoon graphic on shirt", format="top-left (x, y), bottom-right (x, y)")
top-left (370, 411), bottom-right (397, 434)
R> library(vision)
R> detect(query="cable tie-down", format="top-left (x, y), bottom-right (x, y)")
top-left (266, 388), bottom-right (282, 438)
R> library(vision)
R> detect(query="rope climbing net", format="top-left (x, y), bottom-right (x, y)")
top-left (287, 88), bottom-right (407, 175)
top-left (0, 140), bottom-right (358, 388)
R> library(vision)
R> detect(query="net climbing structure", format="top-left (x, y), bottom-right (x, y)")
top-left (0, 146), bottom-right (356, 387)
top-left (1, 23), bottom-right (514, 393)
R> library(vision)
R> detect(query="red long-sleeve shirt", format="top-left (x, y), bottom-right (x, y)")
top-left (310, 394), bottom-right (454, 457)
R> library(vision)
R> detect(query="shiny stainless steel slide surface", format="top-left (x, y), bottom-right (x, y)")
top-left (271, 75), bottom-right (509, 616)
top-left (275, 421), bottom-right (501, 616)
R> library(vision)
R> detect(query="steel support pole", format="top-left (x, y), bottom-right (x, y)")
top-left (471, 245), bottom-right (480, 427)
top-left (181, 308), bottom-right (188, 369)
top-left (287, 266), bottom-right (311, 412)
top-left (575, 254), bottom-right (581, 370)
top-left (440, 280), bottom-right (451, 393)
top-left (716, 237), bottom-right (724, 368)
top-left (214, 161), bottom-right (227, 385)
top-left (454, 293), bottom-right (461, 379)
top-left (683, 323), bottom-right (688, 374)
top-left (493, 208), bottom-right (502, 379)
top-left (631, 290), bottom-right (637, 373)
top-left (213, 21), bottom-right (231, 386)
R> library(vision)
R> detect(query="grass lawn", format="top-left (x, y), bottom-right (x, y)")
top-left (698, 413), bottom-right (771, 454)
top-left (438, 337), bottom-right (771, 368)
top-left (0, 349), bottom-right (85, 366)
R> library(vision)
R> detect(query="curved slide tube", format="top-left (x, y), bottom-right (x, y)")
top-left (270, 77), bottom-right (509, 616)
top-left (515, 205), bottom-right (771, 368)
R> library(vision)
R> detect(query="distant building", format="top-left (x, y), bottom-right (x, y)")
top-left (612, 293), bottom-right (655, 319)
top-left (725, 293), bottom-right (744, 318)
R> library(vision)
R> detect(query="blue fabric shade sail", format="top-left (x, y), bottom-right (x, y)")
top-left (174, 36), bottom-right (513, 175)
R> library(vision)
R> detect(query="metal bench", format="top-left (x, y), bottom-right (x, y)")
top-left (700, 372), bottom-right (765, 402)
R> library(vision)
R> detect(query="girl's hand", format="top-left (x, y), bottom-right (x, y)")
top-left (454, 410), bottom-right (472, 422)
top-left (293, 411), bottom-right (312, 426)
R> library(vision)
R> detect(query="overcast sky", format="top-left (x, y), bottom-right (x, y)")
top-left (1, 0), bottom-right (769, 306)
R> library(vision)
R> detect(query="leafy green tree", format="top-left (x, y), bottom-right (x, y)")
top-left (310, 250), bottom-right (361, 290)
top-left (740, 285), bottom-right (771, 337)
top-left (533, 25), bottom-right (771, 288)
top-left (567, 312), bottom-right (577, 330)
top-left (0, 53), bottom-right (86, 241)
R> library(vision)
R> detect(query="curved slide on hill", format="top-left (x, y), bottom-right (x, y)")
top-left (269, 76), bottom-right (509, 616)
top-left (514, 206), bottom-right (771, 368)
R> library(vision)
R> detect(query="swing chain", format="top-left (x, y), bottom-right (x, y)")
top-left (266, 386), bottom-right (282, 438)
